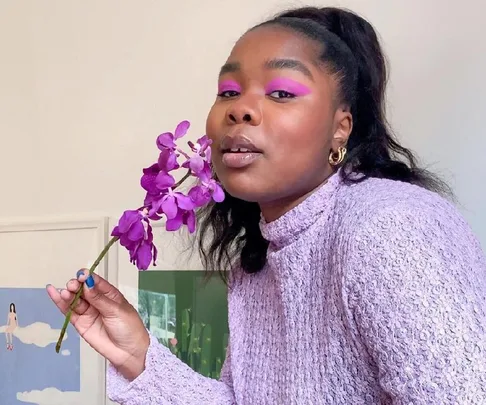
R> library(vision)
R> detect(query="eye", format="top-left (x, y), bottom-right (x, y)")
top-left (268, 90), bottom-right (296, 100)
top-left (217, 90), bottom-right (240, 98)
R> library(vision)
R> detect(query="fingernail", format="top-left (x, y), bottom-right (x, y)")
top-left (46, 283), bottom-right (51, 289)
top-left (85, 275), bottom-right (95, 289)
top-left (76, 269), bottom-right (85, 279)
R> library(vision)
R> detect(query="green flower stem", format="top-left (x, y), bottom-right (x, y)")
top-left (55, 168), bottom-right (193, 353)
top-left (56, 235), bottom-right (119, 353)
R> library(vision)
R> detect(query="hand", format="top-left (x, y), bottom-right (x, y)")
top-left (47, 269), bottom-right (150, 381)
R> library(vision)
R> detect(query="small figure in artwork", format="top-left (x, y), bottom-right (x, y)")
top-left (6, 303), bottom-right (17, 351)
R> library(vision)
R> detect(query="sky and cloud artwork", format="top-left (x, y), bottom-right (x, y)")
top-left (0, 288), bottom-right (81, 405)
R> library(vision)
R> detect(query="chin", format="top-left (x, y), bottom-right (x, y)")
top-left (219, 173), bottom-right (269, 203)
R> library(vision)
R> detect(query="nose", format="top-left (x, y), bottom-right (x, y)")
top-left (226, 96), bottom-right (262, 126)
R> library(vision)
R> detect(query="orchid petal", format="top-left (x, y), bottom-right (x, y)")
top-left (166, 211), bottom-right (183, 231)
top-left (158, 149), bottom-right (179, 172)
top-left (211, 183), bottom-right (225, 202)
top-left (111, 226), bottom-right (120, 237)
top-left (175, 193), bottom-right (195, 210)
top-left (197, 135), bottom-right (211, 151)
top-left (186, 210), bottom-right (196, 233)
top-left (161, 195), bottom-right (178, 219)
top-left (156, 132), bottom-right (176, 150)
top-left (117, 210), bottom-right (141, 233)
top-left (119, 233), bottom-right (134, 249)
top-left (141, 164), bottom-right (160, 194)
top-left (189, 186), bottom-right (211, 207)
top-left (155, 172), bottom-right (175, 190)
top-left (174, 120), bottom-right (190, 139)
top-left (189, 154), bottom-right (205, 174)
top-left (127, 220), bottom-right (144, 242)
top-left (205, 146), bottom-right (212, 162)
top-left (136, 241), bottom-right (152, 270)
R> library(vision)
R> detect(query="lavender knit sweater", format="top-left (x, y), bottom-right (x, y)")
top-left (107, 173), bottom-right (486, 404)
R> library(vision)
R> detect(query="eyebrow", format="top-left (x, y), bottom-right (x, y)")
top-left (218, 58), bottom-right (314, 80)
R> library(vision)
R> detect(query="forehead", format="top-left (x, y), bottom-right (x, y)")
top-left (226, 25), bottom-right (321, 72)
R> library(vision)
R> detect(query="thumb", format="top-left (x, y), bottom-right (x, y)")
top-left (82, 273), bottom-right (123, 317)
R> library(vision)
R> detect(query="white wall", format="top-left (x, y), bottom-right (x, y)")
top-left (1, 0), bottom-right (485, 403)
top-left (1, 0), bottom-right (485, 239)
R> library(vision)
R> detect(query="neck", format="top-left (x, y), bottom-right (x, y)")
top-left (259, 171), bottom-right (335, 222)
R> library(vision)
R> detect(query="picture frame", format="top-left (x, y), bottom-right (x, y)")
top-left (0, 215), bottom-right (109, 405)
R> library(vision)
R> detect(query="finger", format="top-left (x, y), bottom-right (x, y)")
top-left (60, 288), bottom-right (74, 302)
top-left (59, 288), bottom-right (91, 315)
top-left (75, 268), bottom-right (89, 283)
top-left (76, 269), bottom-right (123, 303)
top-left (65, 278), bottom-right (82, 293)
top-left (84, 273), bottom-right (125, 304)
top-left (46, 284), bottom-right (80, 322)
top-left (82, 275), bottom-right (125, 316)
top-left (70, 296), bottom-right (91, 315)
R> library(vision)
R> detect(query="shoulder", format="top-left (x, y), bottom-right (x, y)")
top-left (333, 176), bottom-right (484, 274)
top-left (335, 175), bottom-right (471, 238)
top-left (334, 176), bottom-right (485, 288)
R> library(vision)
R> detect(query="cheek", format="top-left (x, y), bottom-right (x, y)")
top-left (268, 106), bottom-right (331, 160)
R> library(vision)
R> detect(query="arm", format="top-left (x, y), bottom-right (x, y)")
top-left (106, 333), bottom-right (235, 405)
top-left (344, 202), bottom-right (486, 404)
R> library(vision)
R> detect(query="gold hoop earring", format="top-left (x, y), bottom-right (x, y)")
top-left (329, 146), bottom-right (347, 166)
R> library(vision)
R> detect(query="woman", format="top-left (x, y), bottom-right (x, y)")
top-left (47, 6), bottom-right (486, 404)
top-left (6, 303), bottom-right (17, 351)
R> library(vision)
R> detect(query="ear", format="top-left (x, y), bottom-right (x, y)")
top-left (331, 108), bottom-right (353, 150)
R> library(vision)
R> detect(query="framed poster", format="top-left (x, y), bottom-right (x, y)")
top-left (0, 216), bottom-right (109, 405)
top-left (138, 270), bottom-right (229, 379)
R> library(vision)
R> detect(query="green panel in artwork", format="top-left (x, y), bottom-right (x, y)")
top-left (138, 271), bottom-right (229, 378)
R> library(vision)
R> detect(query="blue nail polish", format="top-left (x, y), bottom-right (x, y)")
top-left (85, 275), bottom-right (95, 289)
top-left (76, 270), bottom-right (85, 279)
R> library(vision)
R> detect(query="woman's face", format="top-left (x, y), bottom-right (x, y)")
top-left (206, 25), bottom-right (351, 216)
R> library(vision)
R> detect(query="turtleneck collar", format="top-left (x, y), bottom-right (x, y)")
top-left (259, 171), bottom-right (342, 248)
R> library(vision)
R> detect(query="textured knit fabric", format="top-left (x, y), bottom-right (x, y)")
top-left (107, 173), bottom-right (486, 405)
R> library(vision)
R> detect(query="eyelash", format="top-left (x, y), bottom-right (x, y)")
top-left (217, 90), bottom-right (240, 98)
top-left (217, 90), bottom-right (296, 100)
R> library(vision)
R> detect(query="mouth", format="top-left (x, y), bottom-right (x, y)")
top-left (221, 147), bottom-right (261, 154)
top-left (219, 134), bottom-right (263, 169)
top-left (220, 132), bottom-right (262, 153)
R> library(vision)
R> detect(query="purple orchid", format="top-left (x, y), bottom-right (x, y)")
top-left (149, 188), bottom-right (195, 220)
top-left (57, 119), bottom-right (226, 354)
top-left (188, 161), bottom-right (224, 206)
top-left (141, 148), bottom-right (180, 195)
top-left (189, 180), bottom-right (225, 207)
top-left (181, 135), bottom-right (212, 176)
top-left (165, 207), bottom-right (196, 233)
top-left (123, 122), bottom-right (223, 264)
top-left (156, 120), bottom-right (190, 151)
top-left (158, 148), bottom-right (179, 172)
top-left (111, 210), bottom-right (158, 270)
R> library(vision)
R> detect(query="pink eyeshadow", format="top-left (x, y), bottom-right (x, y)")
top-left (265, 78), bottom-right (311, 96)
top-left (218, 80), bottom-right (241, 93)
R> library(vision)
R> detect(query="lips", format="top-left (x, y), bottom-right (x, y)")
top-left (219, 134), bottom-right (263, 154)
top-left (219, 133), bottom-right (263, 169)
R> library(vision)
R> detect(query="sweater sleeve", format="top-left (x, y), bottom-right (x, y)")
top-left (106, 333), bottom-right (235, 405)
top-left (344, 202), bottom-right (486, 404)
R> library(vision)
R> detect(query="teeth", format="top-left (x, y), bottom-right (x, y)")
top-left (230, 148), bottom-right (251, 153)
